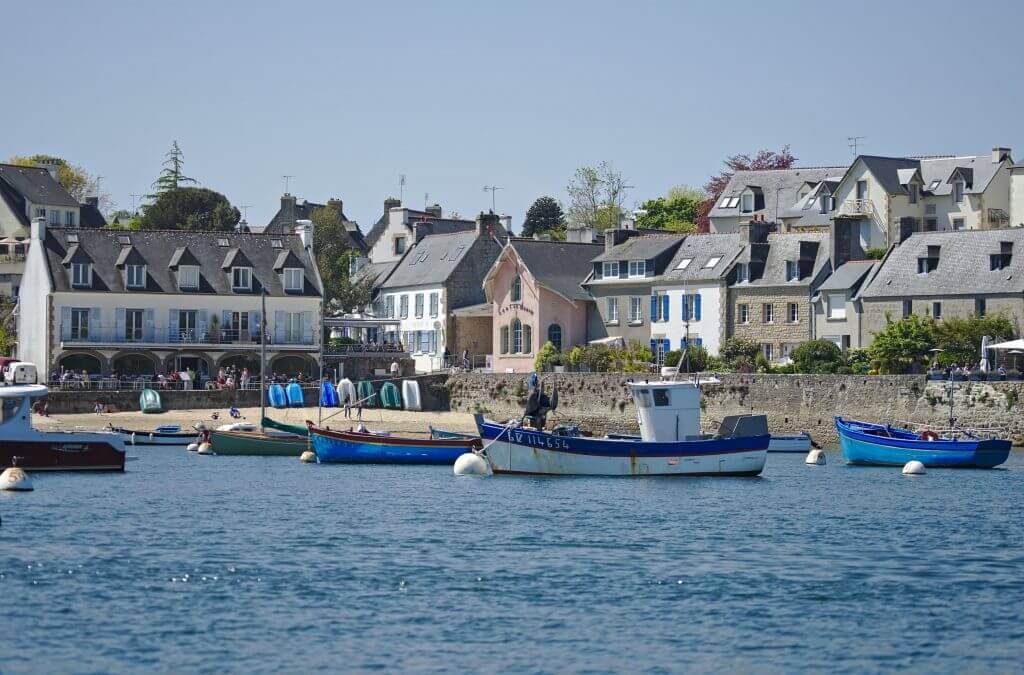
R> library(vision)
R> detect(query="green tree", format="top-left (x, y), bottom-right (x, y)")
top-left (311, 203), bottom-right (376, 312)
top-left (566, 161), bottom-right (630, 231)
top-left (635, 185), bottom-right (706, 233)
top-left (719, 337), bottom-right (760, 372)
top-left (534, 340), bottom-right (561, 371)
top-left (665, 344), bottom-right (711, 371)
top-left (139, 187), bottom-right (240, 231)
top-left (867, 314), bottom-right (936, 374)
top-left (933, 314), bottom-right (1015, 367)
top-left (8, 154), bottom-right (110, 208)
top-left (791, 340), bottom-right (844, 373)
top-left (150, 141), bottom-right (197, 195)
top-left (521, 196), bottom-right (565, 238)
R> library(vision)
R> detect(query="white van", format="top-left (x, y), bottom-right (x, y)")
top-left (3, 362), bottom-right (38, 385)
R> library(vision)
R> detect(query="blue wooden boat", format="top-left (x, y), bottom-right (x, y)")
top-left (306, 422), bottom-right (480, 464)
top-left (835, 417), bottom-right (1011, 468)
top-left (286, 382), bottom-right (305, 408)
top-left (268, 383), bottom-right (288, 409)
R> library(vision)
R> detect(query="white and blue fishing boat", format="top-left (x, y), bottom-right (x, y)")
top-left (836, 417), bottom-right (1011, 468)
top-left (473, 378), bottom-right (770, 476)
top-left (306, 422), bottom-right (481, 464)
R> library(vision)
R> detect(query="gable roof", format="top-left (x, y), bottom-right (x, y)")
top-left (747, 232), bottom-right (830, 287)
top-left (0, 164), bottom-right (79, 208)
top-left (41, 228), bottom-right (321, 296)
top-left (380, 230), bottom-right (480, 288)
top-left (709, 167), bottom-right (847, 221)
top-left (662, 233), bottom-right (744, 282)
top-left (817, 260), bottom-right (876, 292)
top-left (846, 153), bottom-right (1008, 198)
top-left (591, 234), bottom-right (685, 263)
top-left (508, 238), bottom-right (603, 301)
top-left (860, 229), bottom-right (1024, 298)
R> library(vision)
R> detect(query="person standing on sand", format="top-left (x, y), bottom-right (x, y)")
top-left (389, 360), bottom-right (399, 376)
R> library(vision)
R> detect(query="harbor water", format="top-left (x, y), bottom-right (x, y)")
top-left (3, 449), bottom-right (1023, 673)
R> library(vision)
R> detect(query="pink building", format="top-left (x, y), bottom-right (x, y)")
top-left (483, 238), bottom-right (603, 372)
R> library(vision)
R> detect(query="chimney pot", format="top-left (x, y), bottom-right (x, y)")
top-left (993, 147), bottom-right (1012, 163)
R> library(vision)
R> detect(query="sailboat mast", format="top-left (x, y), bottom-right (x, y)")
top-left (260, 289), bottom-right (267, 429)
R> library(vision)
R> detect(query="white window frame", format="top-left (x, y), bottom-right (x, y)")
top-left (606, 297), bottom-right (618, 323)
top-left (284, 312), bottom-right (302, 343)
top-left (629, 297), bottom-right (643, 323)
top-left (827, 293), bottom-right (846, 320)
top-left (763, 303), bottom-right (774, 324)
top-left (283, 268), bottom-right (303, 292)
top-left (762, 343), bottom-right (774, 361)
top-left (786, 260), bottom-right (799, 282)
top-left (932, 301), bottom-right (942, 319)
top-left (125, 308), bottom-right (144, 342)
top-left (178, 265), bottom-right (200, 290)
top-left (675, 258), bottom-right (692, 271)
top-left (628, 260), bottom-right (646, 278)
top-left (71, 262), bottom-right (92, 287)
top-left (394, 236), bottom-right (407, 255)
top-left (704, 256), bottom-right (722, 269)
top-left (788, 302), bottom-right (799, 323)
top-left (126, 264), bottom-right (146, 289)
top-left (49, 210), bottom-right (61, 226)
top-left (739, 303), bottom-right (749, 324)
top-left (735, 263), bottom-right (749, 283)
top-left (602, 261), bottom-right (619, 278)
top-left (740, 193), bottom-right (754, 213)
top-left (70, 307), bottom-right (90, 340)
top-left (232, 266), bottom-right (252, 291)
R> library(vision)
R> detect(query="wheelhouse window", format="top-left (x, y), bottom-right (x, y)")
top-left (71, 262), bottom-right (92, 287)
top-left (283, 268), bottom-right (303, 292)
top-left (602, 261), bottom-right (619, 278)
top-left (653, 389), bottom-right (671, 407)
top-left (232, 266), bottom-right (252, 291)
top-left (178, 265), bottom-right (200, 290)
top-left (126, 264), bottom-right (145, 289)
top-left (628, 260), bottom-right (646, 278)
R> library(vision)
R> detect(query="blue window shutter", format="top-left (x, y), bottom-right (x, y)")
top-left (694, 337), bottom-right (703, 347)
top-left (694, 293), bottom-right (702, 321)
top-left (90, 308), bottom-right (101, 338)
top-left (144, 309), bottom-right (155, 341)
top-left (275, 311), bottom-right (285, 343)
top-left (169, 309), bottom-right (179, 341)
top-left (61, 306), bottom-right (70, 340)
top-left (661, 295), bottom-right (669, 323)
top-left (302, 311), bottom-right (313, 344)
top-left (222, 310), bottom-right (231, 330)
top-left (663, 338), bottom-right (670, 354)
top-left (650, 339), bottom-right (657, 356)
top-left (251, 311), bottom-right (261, 340)
top-left (650, 295), bottom-right (657, 321)
top-left (680, 337), bottom-right (688, 350)
top-left (682, 296), bottom-right (690, 321)
top-left (116, 308), bottom-right (126, 341)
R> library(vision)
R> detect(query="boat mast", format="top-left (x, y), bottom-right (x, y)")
top-left (260, 288), bottom-right (267, 431)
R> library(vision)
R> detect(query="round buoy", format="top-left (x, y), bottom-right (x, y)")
top-left (130, 432), bottom-right (137, 446)
top-left (804, 449), bottom-right (826, 465)
top-left (1, 467), bottom-right (34, 491)
top-left (186, 442), bottom-right (199, 452)
top-left (902, 460), bottom-right (926, 475)
top-left (197, 442), bottom-right (214, 455)
top-left (299, 450), bottom-right (316, 463)
top-left (453, 452), bottom-right (490, 476)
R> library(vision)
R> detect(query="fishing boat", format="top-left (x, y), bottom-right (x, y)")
top-left (207, 427), bottom-right (309, 456)
top-left (473, 378), bottom-right (770, 476)
top-left (2, 384), bottom-right (126, 471)
top-left (836, 417), bottom-right (1010, 468)
top-left (307, 422), bottom-right (480, 464)
top-left (111, 424), bottom-right (200, 446)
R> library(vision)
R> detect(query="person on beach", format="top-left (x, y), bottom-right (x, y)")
top-left (389, 360), bottom-right (399, 376)
top-left (343, 393), bottom-right (351, 419)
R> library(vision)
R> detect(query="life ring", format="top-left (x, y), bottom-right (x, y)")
top-left (919, 430), bottom-right (940, 442)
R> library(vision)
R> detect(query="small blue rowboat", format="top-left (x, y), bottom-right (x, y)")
top-left (307, 422), bottom-right (481, 464)
top-left (836, 417), bottom-right (1011, 468)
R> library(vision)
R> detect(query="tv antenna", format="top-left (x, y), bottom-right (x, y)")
top-left (282, 175), bottom-right (294, 194)
top-left (239, 204), bottom-right (252, 221)
top-left (399, 174), bottom-right (406, 202)
top-left (424, 193), bottom-right (429, 210)
top-left (129, 193), bottom-right (141, 214)
top-left (847, 136), bottom-right (865, 156)
top-left (483, 185), bottom-right (503, 212)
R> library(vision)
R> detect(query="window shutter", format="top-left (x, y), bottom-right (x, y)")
top-left (302, 311), bottom-right (313, 344)
top-left (275, 311), bottom-right (285, 343)
top-left (198, 310), bottom-right (208, 341)
top-left (251, 311), bottom-right (261, 340)
top-left (169, 309), bottom-right (179, 341)
top-left (680, 337), bottom-right (688, 350)
top-left (222, 310), bottom-right (231, 330)
top-left (116, 308), bottom-right (126, 341)
top-left (650, 295), bottom-right (658, 321)
top-left (618, 263), bottom-right (627, 279)
top-left (682, 296), bottom-right (690, 321)
top-left (61, 306), bottom-right (70, 340)
top-left (90, 308), bottom-right (101, 337)
top-left (694, 294), bottom-right (702, 321)
top-left (694, 337), bottom-right (703, 347)
top-left (661, 295), bottom-right (669, 323)
top-left (144, 309), bottom-right (155, 341)
top-left (500, 326), bottom-right (509, 354)
top-left (663, 338), bottom-right (670, 355)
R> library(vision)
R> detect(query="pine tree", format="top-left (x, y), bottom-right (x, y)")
top-left (150, 141), bottom-right (197, 195)
top-left (521, 196), bottom-right (565, 237)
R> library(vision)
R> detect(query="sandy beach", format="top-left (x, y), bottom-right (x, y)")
top-left (32, 405), bottom-right (479, 437)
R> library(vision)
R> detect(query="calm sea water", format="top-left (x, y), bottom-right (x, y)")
top-left (2, 448), bottom-right (1023, 673)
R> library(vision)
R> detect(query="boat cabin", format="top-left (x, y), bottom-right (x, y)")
top-left (628, 380), bottom-right (704, 442)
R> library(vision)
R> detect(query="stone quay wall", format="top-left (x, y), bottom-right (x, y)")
top-left (441, 372), bottom-right (1024, 445)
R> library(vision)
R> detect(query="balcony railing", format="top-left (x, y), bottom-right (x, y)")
top-left (988, 208), bottom-right (1010, 226)
top-left (835, 199), bottom-right (875, 218)
top-left (324, 342), bottom-right (409, 355)
top-left (61, 325), bottom-right (314, 346)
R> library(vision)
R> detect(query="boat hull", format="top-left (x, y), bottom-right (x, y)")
top-left (476, 420), bottom-right (768, 476)
top-left (836, 417), bottom-right (1011, 468)
top-left (208, 430), bottom-right (309, 456)
top-left (2, 439), bottom-right (126, 471)
top-left (308, 424), bottom-right (480, 464)
top-left (113, 427), bottom-right (199, 446)
top-left (768, 433), bottom-right (813, 453)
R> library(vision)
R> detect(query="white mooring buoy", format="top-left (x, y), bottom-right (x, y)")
top-left (453, 452), bottom-right (490, 476)
top-left (197, 442), bottom-right (214, 455)
top-left (299, 450), bottom-right (316, 463)
top-left (186, 442), bottom-right (199, 452)
top-left (1, 467), bottom-right (34, 491)
top-left (804, 449), bottom-right (826, 465)
top-left (902, 460), bottom-right (926, 475)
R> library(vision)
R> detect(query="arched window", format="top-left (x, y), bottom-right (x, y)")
top-left (547, 323), bottom-right (562, 351)
top-left (499, 325), bottom-right (510, 354)
top-left (512, 318), bottom-right (523, 353)
top-left (511, 275), bottom-right (522, 303)
top-left (523, 324), bottom-right (532, 354)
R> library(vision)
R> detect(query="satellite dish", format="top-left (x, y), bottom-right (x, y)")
top-left (433, 321), bottom-right (442, 330)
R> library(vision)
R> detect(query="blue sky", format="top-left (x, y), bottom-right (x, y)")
top-left (2, 0), bottom-right (1021, 232)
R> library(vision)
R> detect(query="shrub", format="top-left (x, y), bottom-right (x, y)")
top-left (864, 247), bottom-right (887, 260)
top-left (867, 314), bottom-right (935, 374)
top-left (845, 349), bottom-right (871, 375)
top-left (791, 340), bottom-right (844, 374)
top-left (719, 337), bottom-right (760, 371)
top-left (933, 314), bottom-right (1015, 367)
top-left (534, 341), bottom-right (561, 371)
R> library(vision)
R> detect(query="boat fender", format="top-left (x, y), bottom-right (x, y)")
top-left (902, 460), bottom-right (926, 475)
top-left (918, 430), bottom-right (939, 442)
top-left (804, 449), bottom-right (826, 466)
top-left (186, 442), bottom-right (199, 452)
top-left (197, 442), bottom-right (214, 455)
top-left (0, 466), bottom-right (34, 491)
top-left (453, 452), bottom-right (490, 476)
top-left (299, 450), bottom-right (317, 464)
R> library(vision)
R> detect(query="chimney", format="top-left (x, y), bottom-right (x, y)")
top-left (412, 219), bottom-right (432, 243)
top-left (897, 217), bottom-right (918, 244)
top-left (295, 219), bottom-right (314, 249)
top-left (603, 227), bottom-right (636, 252)
top-left (476, 211), bottom-right (499, 237)
top-left (327, 197), bottom-right (344, 214)
top-left (739, 219), bottom-right (773, 245)
top-left (384, 197), bottom-right (401, 211)
top-left (35, 158), bottom-right (60, 180)
top-left (993, 147), bottom-right (1012, 163)
top-left (498, 214), bottom-right (512, 236)
top-left (280, 193), bottom-right (297, 227)
top-left (425, 203), bottom-right (442, 218)
top-left (31, 216), bottom-right (46, 242)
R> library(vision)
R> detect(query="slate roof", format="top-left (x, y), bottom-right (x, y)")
top-left (817, 260), bottom-right (876, 292)
top-left (0, 164), bottom-right (79, 208)
top-left (42, 227), bottom-right (321, 296)
top-left (747, 232), bottom-right (830, 287)
top-left (380, 230), bottom-right (480, 288)
top-left (846, 153), bottom-right (1008, 197)
top-left (860, 229), bottom-right (1024, 298)
top-left (264, 196), bottom-right (367, 252)
top-left (709, 167), bottom-right (847, 221)
top-left (780, 182), bottom-right (836, 227)
top-left (592, 234), bottom-right (685, 262)
top-left (661, 233), bottom-right (744, 282)
top-left (78, 201), bottom-right (107, 227)
top-left (510, 238), bottom-right (603, 301)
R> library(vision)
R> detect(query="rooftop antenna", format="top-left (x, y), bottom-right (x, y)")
top-left (282, 175), bottom-right (294, 194)
top-left (239, 204), bottom-right (252, 221)
top-left (399, 174), bottom-right (406, 202)
top-left (483, 185), bottom-right (503, 212)
top-left (129, 193), bottom-right (141, 215)
top-left (424, 192), bottom-right (429, 210)
top-left (847, 136), bottom-right (865, 156)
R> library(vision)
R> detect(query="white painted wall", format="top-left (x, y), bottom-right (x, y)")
top-left (380, 285), bottom-right (445, 372)
top-left (650, 282), bottom-right (724, 355)
top-left (368, 208), bottom-right (413, 264)
top-left (831, 160), bottom-right (889, 248)
top-left (1011, 167), bottom-right (1024, 228)
top-left (16, 220), bottom-right (53, 375)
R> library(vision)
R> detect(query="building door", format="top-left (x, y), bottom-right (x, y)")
top-left (179, 310), bottom-right (197, 341)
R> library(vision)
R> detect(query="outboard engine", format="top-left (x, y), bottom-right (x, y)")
top-left (523, 383), bottom-right (558, 430)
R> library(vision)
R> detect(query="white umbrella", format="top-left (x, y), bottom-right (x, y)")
top-left (987, 338), bottom-right (1024, 351)
top-left (980, 335), bottom-right (990, 373)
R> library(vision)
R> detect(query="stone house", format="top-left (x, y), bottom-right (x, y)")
top-left (858, 228), bottom-right (1024, 343)
top-left (264, 193), bottom-right (367, 253)
top-left (726, 224), bottom-right (831, 363)
top-left (708, 166), bottom-right (847, 234)
top-left (376, 214), bottom-right (503, 372)
top-left (17, 218), bottom-right (323, 382)
top-left (583, 230), bottom-right (685, 356)
top-left (483, 237), bottom-right (602, 373)
top-left (652, 233), bottom-right (746, 359)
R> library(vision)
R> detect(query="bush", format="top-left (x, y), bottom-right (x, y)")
top-left (534, 341), bottom-right (562, 371)
top-left (719, 337), bottom-right (760, 372)
top-left (867, 314), bottom-right (936, 374)
top-left (791, 340), bottom-right (844, 374)
top-left (664, 349), bottom-right (682, 367)
top-left (864, 247), bottom-right (887, 260)
top-left (845, 349), bottom-right (871, 374)
top-left (933, 314), bottom-right (1015, 367)
top-left (665, 344), bottom-right (711, 372)
top-left (328, 336), bottom-right (358, 350)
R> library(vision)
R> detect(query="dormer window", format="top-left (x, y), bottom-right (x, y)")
top-left (283, 268), bottom-right (303, 292)
top-left (740, 193), bottom-right (754, 213)
top-left (704, 256), bottom-right (722, 268)
top-left (217, 237), bottom-right (230, 247)
top-left (990, 242), bottom-right (1013, 270)
top-left (232, 266), bottom-right (252, 291)
top-left (628, 260), bottom-right (646, 278)
top-left (126, 264), bottom-right (146, 289)
top-left (271, 239), bottom-right (283, 249)
top-left (928, 179), bottom-right (941, 192)
top-left (118, 234), bottom-right (131, 245)
top-left (953, 181), bottom-right (965, 203)
top-left (785, 260), bottom-right (799, 281)
top-left (178, 265), bottom-right (200, 290)
top-left (602, 261), bottom-right (619, 278)
top-left (908, 183), bottom-right (918, 204)
top-left (735, 262), bottom-right (749, 283)
top-left (71, 262), bottom-right (92, 287)
top-left (917, 246), bottom-right (940, 274)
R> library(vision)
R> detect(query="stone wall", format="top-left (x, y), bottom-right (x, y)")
top-left (861, 295), bottom-right (1024, 339)
top-left (442, 372), bottom-right (1024, 445)
top-left (728, 286), bottom-right (813, 360)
